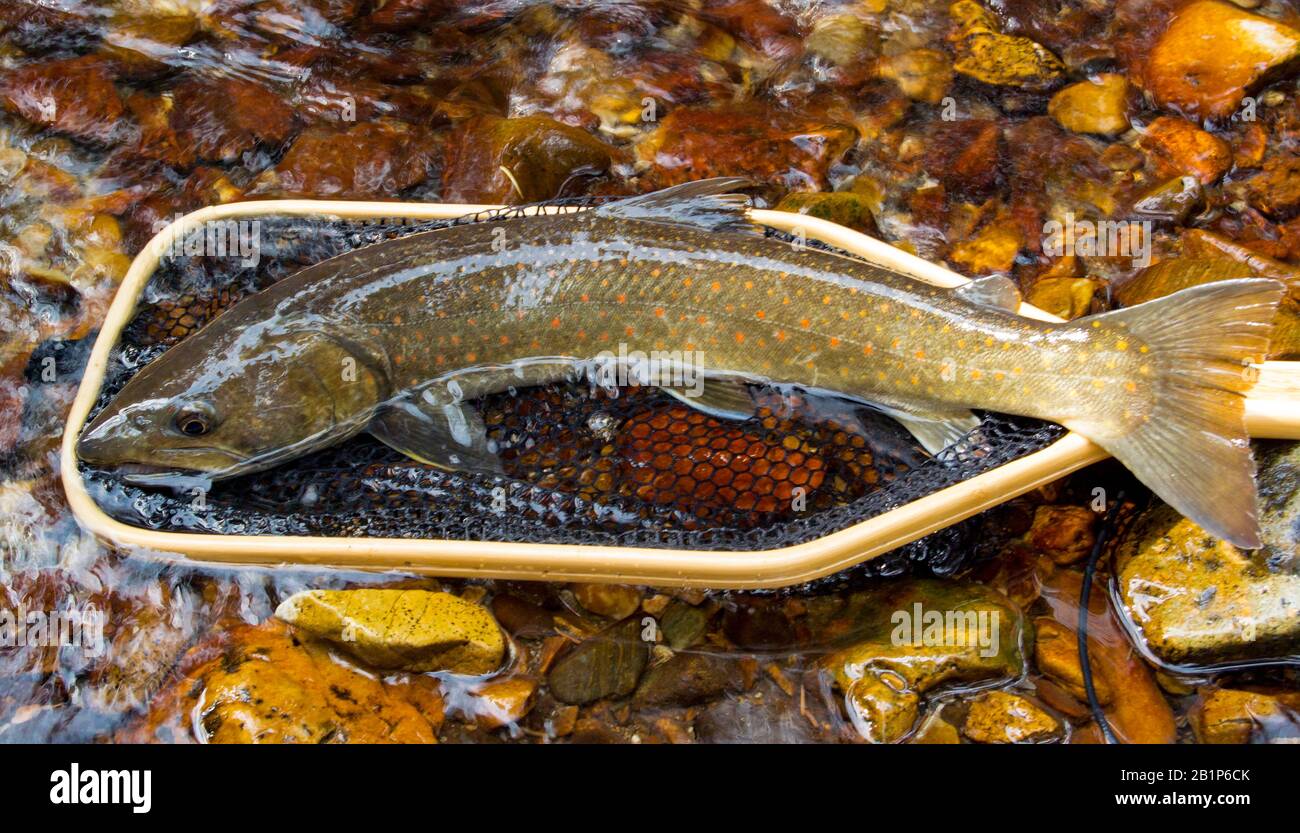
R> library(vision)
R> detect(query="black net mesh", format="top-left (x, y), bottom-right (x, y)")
top-left (82, 206), bottom-right (1066, 576)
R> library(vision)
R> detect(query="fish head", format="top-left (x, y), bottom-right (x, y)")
top-left (78, 317), bottom-right (383, 483)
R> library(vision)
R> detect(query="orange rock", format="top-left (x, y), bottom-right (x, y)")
top-left (1048, 74), bottom-right (1131, 136)
top-left (1139, 116), bottom-right (1232, 184)
top-left (1038, 570), bottom-right (1177, 744)
top-left (470, 677), bottom-right (537, 730)
top-left (119, 620), bottom-right (444, 743)
top-left (1142, 0), bottom-right (1300, 121)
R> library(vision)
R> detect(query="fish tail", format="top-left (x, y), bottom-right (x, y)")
top-left (1065, 278), bottom-right (1285, 549)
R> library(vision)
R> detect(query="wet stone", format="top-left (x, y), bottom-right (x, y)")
top-left (633, 651), bottom-right (743, 707)
top-left (817, 579), bottom-right (1026, 743)
top-left (1141, 0), bottom-right (1300, 121)
top-left (275, 588), bottom-right (506, 676)
top-left (254, 120), bottom-right (436, 199)
top-left (1115, 444), bottom-right (1300, 667)
top-left (0, 57), bottom-right (125, 143)
top-left (961, 690), bottom-right (1062, 744)
top-left (547, 617), bottom-right (650, 705)
top-left (1048, 74), bottom-right (1130, 137)
top-left (659, 600), bottom-right (711, 650)
top-left (775, 191), bottom-right (880, 236)
top-left (1190, 686), bottom-right (1300, 744)
top-left (440, 115), bottom-right (615, 204)
top-left (948, 0), bottom-right (1066, 91)
top-left (1139, 116), bottom-right (1232, 186)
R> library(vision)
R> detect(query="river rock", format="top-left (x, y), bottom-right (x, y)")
top-left (1048, 74), bottom-right (1130, 137)
top-left (1189, 686), bottom-right (1300, 743)
top-left (547, 617), bottom-right (649, 704)
top-left (817, 579), bottom-right (1026, 743)
top-left (636, 103), bottom-right (855, 196)
top-left (275, 588), bottom-right (506, 675)
top-left (948, 0), bottom-right (1066, 91)
top-left (1141, 0), bottom-right (1300, 121)
top-left (1139, 116), bottom-right (1232, 185)
top-left (961, 690), bottom-right (1063, 743)
top-left (660, 599), bottom-right (710, 650)
top-left (119, 620), bottom-right (444, 743)
top-left (571, 583), bottom-right (642, 620)
top-left (634, 652), bottom-right (743, 707)
top-left (775, 191), bottom-right (879, 236)
top-left (254, 120), bottom-right (436, 199)
top-left (1115, 442), bottom-right (1300, 667)
top-left (441, 115), bottom-right (615, 204)
top-left (0, 56), bottom-right (125, 143)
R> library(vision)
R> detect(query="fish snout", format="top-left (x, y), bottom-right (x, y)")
top-left (75, 417), bottom-right (117, 465)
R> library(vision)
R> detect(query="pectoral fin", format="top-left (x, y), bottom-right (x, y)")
top-left (369, 396), bottom-right (503, 475)
top-left (657, 377), bottom-right (757, 421)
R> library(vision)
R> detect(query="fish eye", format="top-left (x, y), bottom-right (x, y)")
top-left (173, 403), bottom-right (217, 437)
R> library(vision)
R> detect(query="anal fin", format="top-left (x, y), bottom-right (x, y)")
top-left (876, 403), bottom-right (981, 455)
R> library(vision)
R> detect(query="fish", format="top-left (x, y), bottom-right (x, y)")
top-left (77, 178), bottom-right (1284, 548)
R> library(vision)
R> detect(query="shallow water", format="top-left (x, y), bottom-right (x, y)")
top-left (2, 0), bottom-right (1299, 743)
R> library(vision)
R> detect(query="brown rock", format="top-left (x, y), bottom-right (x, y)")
top-left (441, 115), bottom-right (614, 204)
top-left (470, 677), bottom-right (537, 730)
top-left (921, 119), bottom-right (1003, 197)
top-left (1142, 0), bottom-right (1300, 121)
top-left (571, 583), bottom-right (642, 620)
top-left (948, 0), bottom-right (1066, 91)
top-left (1027, 505), bottom-right (1098, 565)
top-left (1247, 155), bottom-right (1300, 220)
top-left (876, 49), bottom-right (954, 105)
top-left (547, 617), bottom-right (649, 705)
top-left (1026, 276), bottom-right (1099, 320)
top-left (170, 76), bottom-right (296, 162)
top-left (775, 191), bottom-right (879, 236)
top-left (634, 652), bottom-right (743, 707)
top-left (1139, 116), bottom-right (1232, 185)
top-left (636, 104), bottom-right (855, 196)
top-left (0, 57), bottom-right (124, 143)
top-left (1034, 617), bottom-right (1113, 704)
top-left (257, 120), bottom-right (436, 199)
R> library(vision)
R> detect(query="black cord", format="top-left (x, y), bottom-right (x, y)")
top-left (1079, 491), bottom-right (1124, 744)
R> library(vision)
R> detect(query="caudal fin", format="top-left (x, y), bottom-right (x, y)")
top-left (1066, 278), bottom-right (1284, 549)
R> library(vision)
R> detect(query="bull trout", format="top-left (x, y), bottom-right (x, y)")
top-left (78, 179), bottom-right (1283, 547)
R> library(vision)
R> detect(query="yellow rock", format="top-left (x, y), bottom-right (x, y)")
top-left (876, 49), bottom-right (953, 104)
top-left (1144, 0), bottom-right (1300, 121)
top-left (1190, 687), bottom-right (1300, 744)
top-left (1048, 74), bottom-right (1130, 136)
top-left (962, 690), bottom-right (1062, 743)
top-left (1026, 276), bottom-right (1099, 321)
top-left (276, 589), bottom-right (506, 676)
top-left (948, 0), bottom-right (1065, 91)
top-left (948, 222), bottom-right (1022, 275)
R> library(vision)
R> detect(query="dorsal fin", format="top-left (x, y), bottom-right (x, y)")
top-left (592, 177), bottom-right (756, 232)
